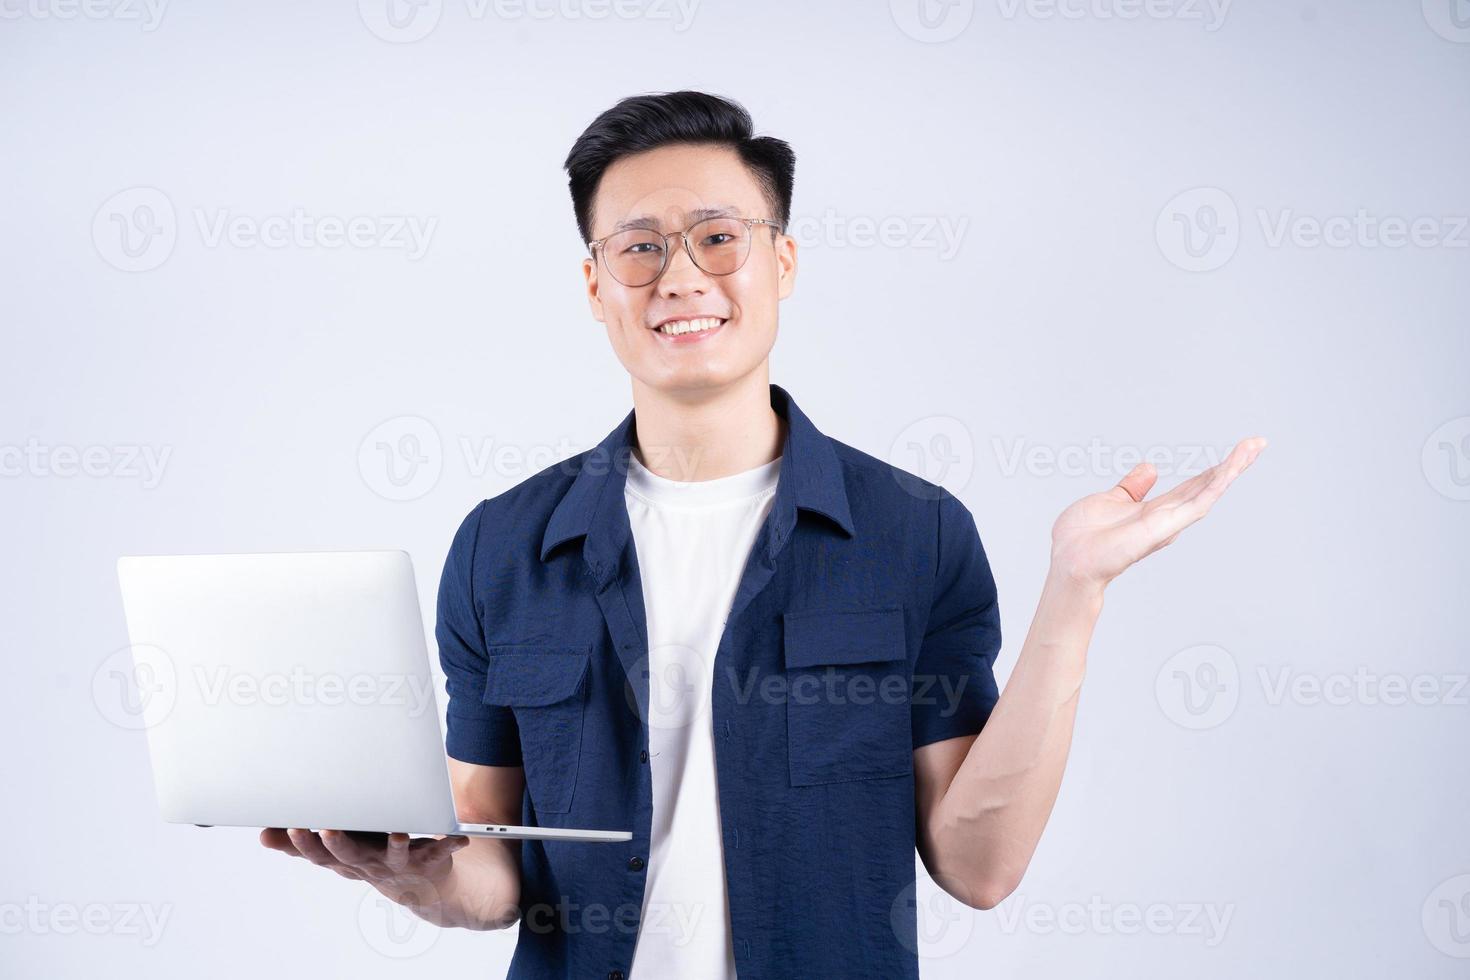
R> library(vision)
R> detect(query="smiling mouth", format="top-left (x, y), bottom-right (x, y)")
top-left (652, 316), bottom-right (728, 337)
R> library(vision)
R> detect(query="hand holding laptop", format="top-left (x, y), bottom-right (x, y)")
top-left (261, 827), bottom-right (464, 887)
top-left (254, 758), bottom-right (533, 930)
top-left (261, 828), bottom-right (523, 930)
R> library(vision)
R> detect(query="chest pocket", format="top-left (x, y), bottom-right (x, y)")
top-left (781, 604), bottom-right (912, 787)
top-left (482, 646), bottom-right (591, 815)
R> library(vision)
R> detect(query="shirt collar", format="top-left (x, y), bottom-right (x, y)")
top-left (539, 382), bottom-right (855, 574)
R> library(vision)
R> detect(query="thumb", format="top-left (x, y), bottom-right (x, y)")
top-left (1112, 461), bottom-right (1157, 503)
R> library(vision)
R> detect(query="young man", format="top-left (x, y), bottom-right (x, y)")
top-left (263, 91), bottom-right (1265, 979)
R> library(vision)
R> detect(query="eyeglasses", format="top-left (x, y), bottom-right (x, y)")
top-left (588, 216), bottom-right (784, 288)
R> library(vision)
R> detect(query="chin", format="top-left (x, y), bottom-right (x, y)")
top-left (642, 363), bottom-right (743, 395)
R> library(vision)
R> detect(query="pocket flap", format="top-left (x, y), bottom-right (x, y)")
top-left (483, 647), bottom-right (591, 707)
top-left (782, 605), bottom-right (906, 669)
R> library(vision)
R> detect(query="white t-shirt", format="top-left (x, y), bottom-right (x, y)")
top-left (623, 449), bottom-right (782, 980)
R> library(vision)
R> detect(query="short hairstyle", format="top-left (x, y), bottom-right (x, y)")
top-left (562, 90), bottom-right (795, 245)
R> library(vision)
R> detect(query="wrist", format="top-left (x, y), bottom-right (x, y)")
top-left (1043, 561), bottom-right (1107, 612)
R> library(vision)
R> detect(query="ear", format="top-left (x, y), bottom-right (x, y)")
top-left (774, 232), bottom-right (798, 301)
top-left (582, 255), bottom-right (606, 323)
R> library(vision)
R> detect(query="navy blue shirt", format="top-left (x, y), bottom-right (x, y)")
top-left (437, 382), bottom-right (1002, 980)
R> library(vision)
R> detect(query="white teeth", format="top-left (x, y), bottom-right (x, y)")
top-left (658, 317), bottom-right (724, 335)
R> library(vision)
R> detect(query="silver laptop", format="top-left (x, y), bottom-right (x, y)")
top-left (114, 550), bottom-right (629, 843)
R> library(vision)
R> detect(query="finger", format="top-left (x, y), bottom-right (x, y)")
top-left (1148, 436), bottom-right (1266, 514)
top-left (310, 832), bottom-right (374, 882)
top-left (415, 834), bottom-right (472, 851)
top-left (1145, 475), bottom-right (1229, 541)
top-left (1111, 461), bottom-right (1158, 503)
top-left (289, 830), bottom-right (368, 882)
top-left (319, 829), bottom-right (374, 871)
top-left (260, 828), bottom-right (296, 854)
top-left (1142, 438), bottom-right (1267, 542)
top-left (384, 833), bottom-right (411, 873)
top-left (287, 828), bottom-right (340, 868)
top-left (1176, 437), bottom-right (1266, 514)
top-left (408, 835), bottom-right (472, 864)
top-left (1143, 450), bottom-right (1233, 510)
top-left (1144, 467), bottom-right (1211, 511)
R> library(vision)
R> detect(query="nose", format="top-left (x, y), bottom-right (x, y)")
top-left (656, 235), bottom-right (713, 298)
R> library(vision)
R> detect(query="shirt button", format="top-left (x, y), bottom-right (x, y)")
top-left (639, 749), bottom-right (649, 764)
top-left (608, 972), bottom-right (625, 980)
top-left (627, 856), bottom-right (645, 872)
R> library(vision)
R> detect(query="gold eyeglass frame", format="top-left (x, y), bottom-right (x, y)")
top-left (588, 216), bottom-right (785, 287)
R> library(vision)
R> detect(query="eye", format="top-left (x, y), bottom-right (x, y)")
top-left (624, 242), bottom-right (664, 255)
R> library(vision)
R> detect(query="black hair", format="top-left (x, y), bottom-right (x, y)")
top-left (562, 90), bottom-right (795, 245)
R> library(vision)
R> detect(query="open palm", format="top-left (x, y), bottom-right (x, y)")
top-left (1051, 437), bottom-right (1267, 589)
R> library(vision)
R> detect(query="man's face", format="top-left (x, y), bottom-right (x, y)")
top-left (581, 143), bottom-right (797, 395)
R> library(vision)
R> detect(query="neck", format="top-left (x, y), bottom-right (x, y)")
top-left (628, 373), bottom-right (784, 483)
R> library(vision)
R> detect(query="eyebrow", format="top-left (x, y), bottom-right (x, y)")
top-left (612, 206), bottom-right (741, 234)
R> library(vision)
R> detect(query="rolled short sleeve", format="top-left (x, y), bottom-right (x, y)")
top-left (911, 490), bottom-right (1002, 750)
top-left (437, 500), bottom-right (522, 766)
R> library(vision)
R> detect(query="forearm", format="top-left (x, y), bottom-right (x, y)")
top-left (415, 760), bottom-right (526, 930)
top-left (927, 566), bottom-right (1104, 905)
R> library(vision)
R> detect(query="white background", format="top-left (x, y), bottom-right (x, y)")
top-left (2, 0), bottom-right (1468, 976)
